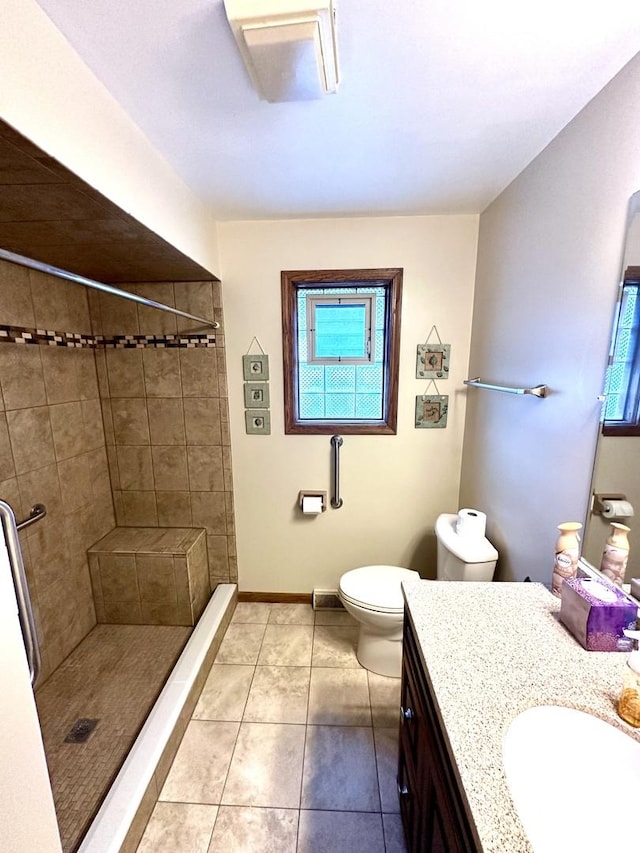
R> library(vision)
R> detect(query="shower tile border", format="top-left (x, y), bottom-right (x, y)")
top-left (0, 324), bottom-right (218, 349)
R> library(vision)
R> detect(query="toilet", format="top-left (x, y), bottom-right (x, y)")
top-left (338, 512), bottom-right (498, 677)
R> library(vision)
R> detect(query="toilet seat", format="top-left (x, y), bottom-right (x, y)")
top-left (339, 565), bottom-right (420, 614)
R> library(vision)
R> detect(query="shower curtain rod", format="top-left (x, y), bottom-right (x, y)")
top-left (0, 248), bottom-right (219, 329)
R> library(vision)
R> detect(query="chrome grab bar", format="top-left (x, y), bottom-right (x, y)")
top-left (16, 503), bottom-right (47, 532)
top-left (463, 377), bottom-right (548, 398)
top-left (0, 500), bottom-right (42, 687)
top-left (330, 435), bottom-right (344, 509)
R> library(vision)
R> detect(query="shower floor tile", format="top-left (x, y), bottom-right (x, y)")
top-left (35, 623), bottom-right (190, 852)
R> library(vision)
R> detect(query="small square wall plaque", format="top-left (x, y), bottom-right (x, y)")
top-left (243, 354), bottom-right (269, 380)
top-left (243, 382), bottom-right (270, 408)
top-left (416, 344), bottom-right (450, 379)
top-left (415, 394), bottom-right (448, 429)
top-left (245, 409), bottom-right (271, 435)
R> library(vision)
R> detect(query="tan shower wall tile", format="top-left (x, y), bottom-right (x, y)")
top-left (143, 349), bottom-right (182, 397)
top-left (174, 281), bottom-right (215, 333)
top-left (184, 397), bottom-right (221, 445)
top-left (40, 346), bottom-right (80, 404)
top-left (77, 349), bottom-right (99, 399)
top-left (0, 345), bottom-right (46, 410)
top-left (0, 262), bottom-right (35, 326)
top-left (104, 598), bottom-right (143, 624)
top-left (94, 348), bottom-right (109, 396)
top-left (99, 553), bottom-right (138, 602)
top-left (136, 555), bottom-right (177, 605)
top-left (179, 348), bottom-right (218, 397)
top-left (111, 397), bottom-right (150, 445)
top-left (7, 407), bottom-right (55, 474)
top-left (106, 349), bottom-right (145, 397)
top-left (117, 445), bottom-right (154, 490)
top-left (82, 398), bottom-right (106, 450)
top-left (207, 534), bottom-right (229, 580)
top-left (106, 444), bottom-right (120, 489)
top-left (29, 269), bottom-right (71, 331)
top-left (0, 413), bottom-right (16, 481)
top-left (147, 398), bottom-right (185, 445)
top-left (17, 461), bottom-right (63, 522)
top-left (58, 453), bottom-right (93, 513)
top-left (87, 446), bottom-right (113, 502)
top-left (99, 289), bottom-right (140, 336)
top-left (49, 401), bottom-right (85, 460)
top-left (157, 490), bottom-right (192, 526)
top-left (191, 491), bottom-right (227, 534)
top-left (67, 284), bottom-right (92, 335)
top-left (187, 446), bottom-right (224, 491)
top-left (100, 398), bottom-right (116, 445)
top-left (122, 490), bottom-right (158, 526)
top-left (135, 283), bottom-right (178, 335)
top-left (152, 445), bottom-right (189, 491)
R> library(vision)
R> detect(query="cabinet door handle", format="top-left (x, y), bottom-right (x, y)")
top-left (397, 782), bottom-right (410, 797)
top-left (400, 705), bottom-right (413, 721)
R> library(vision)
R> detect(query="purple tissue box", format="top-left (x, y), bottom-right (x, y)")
top-left (559, 577), bottom-right (637, 651)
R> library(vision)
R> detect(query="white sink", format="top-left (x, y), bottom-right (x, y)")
top-left (503, 705), bottom-right (640, 852)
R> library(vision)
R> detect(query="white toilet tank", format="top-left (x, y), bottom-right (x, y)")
top-left (435, 513), bottom-right (498, 581)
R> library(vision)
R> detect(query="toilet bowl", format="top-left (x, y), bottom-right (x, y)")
top-left (338, 511), bottom-right (498, 678)
top-left (338, 565), bottom-right (420, 677)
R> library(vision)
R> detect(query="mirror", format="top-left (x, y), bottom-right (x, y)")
top-left (582, 191), bottom-right (640, 584)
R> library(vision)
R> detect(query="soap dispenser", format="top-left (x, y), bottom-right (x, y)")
top-left (618, 628), bottom-right (640, 728)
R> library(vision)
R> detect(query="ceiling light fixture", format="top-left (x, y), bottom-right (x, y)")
top-left (223, 0), bottom-right (339, 103)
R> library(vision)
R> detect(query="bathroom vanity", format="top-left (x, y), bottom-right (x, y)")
top-left (399, 581), bottom-right (640, 852)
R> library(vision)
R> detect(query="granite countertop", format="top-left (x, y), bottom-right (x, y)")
top-left (402, 580), bottom-right (640, 853)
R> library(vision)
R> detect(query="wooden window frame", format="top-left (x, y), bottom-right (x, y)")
top-left (281, 268), bottom-right (403, 435)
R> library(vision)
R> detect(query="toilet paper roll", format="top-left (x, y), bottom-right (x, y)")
top-left (301, 495), bottom-right (323, 515)
top-left (602, 499), bottom-right (634, 520)
top-left (456, 508), bottom-right (487, 539)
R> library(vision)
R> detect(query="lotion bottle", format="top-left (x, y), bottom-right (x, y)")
top-left (618, 628), bottom-right (640, 728)
top-left (552, 522), bottom-right (582, 597)
top-left (600, 522), bottom-right (631, 587)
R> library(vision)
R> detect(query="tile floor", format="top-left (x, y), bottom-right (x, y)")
top-left (136, 602), bottom-right (408, 852)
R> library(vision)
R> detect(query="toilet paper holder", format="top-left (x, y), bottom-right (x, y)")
top-left (592, 493), bottom-right (628, 515)
top-left (298, 491), bottom-right (327, 513)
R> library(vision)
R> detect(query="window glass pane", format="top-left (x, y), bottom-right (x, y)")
top-left (356, 364), bottom-right (383, 392)
top-left (325, 365), bottom-right (356, 393)
top-left (325, 393), bottom-right (355, 418)
top-left (315, 304), bottom-right (367, 359)
top-left (298, 328), bottom-right (308, 361)
top-left (355, 393), bottom-right (383, 418)
top-left (299, 364), bottom-right (324, 394)
top-left (300, 393), bottom-right (325, 418)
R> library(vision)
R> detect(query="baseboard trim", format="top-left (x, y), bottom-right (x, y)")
top-left (238, 591), bottom-right (312, 604)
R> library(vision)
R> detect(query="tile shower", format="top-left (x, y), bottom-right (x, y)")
top-left (0, 257), bottom-right (235, 850)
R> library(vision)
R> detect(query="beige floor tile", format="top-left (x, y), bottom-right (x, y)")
top-left (231, 602), bottom-right (272, 623)
top-left (382, 812), bottom-right (409, 853)
top-left (159, 720), bottom-right (239, 804)
top-left (193, 664), bottom-right (255, 721)
top-left (307, 667), bottom-right (371, 726)
top-left (374, 726), bottom-right (400, 813)
top-left (314, 609), bottom-right (357, 626)
top-left (221, 722), bottom-right (305, 809)
top-left (137, 802), bottom-right (217, 853)
top-left (243, 665), bottom-right (310, 724)
top-left (267, 603), bottom-right (314, 624)
top-left (301, 725), bottom-right (380, 812)
top-left (207, 806), bottom-right (298, 853)
top-left (368, 670), bottom-right (402, 727)
top-left (215, 623), bottom-right (266, 664)
top-left (297, 810), bottom-right (385, 853)
top-left (312, 625), bottom-right (360, 667)
top-left (257, 623), bottom-right (313, 666)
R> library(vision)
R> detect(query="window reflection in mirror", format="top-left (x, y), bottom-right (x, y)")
top-left (583, 191), bottom-right (640, 584)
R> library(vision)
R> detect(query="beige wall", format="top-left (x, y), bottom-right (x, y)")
top-left (460, 52), bottom-right (640, 582)
top-left (0, 0), bottom-right (220, 277)
top-left (0, 259), bottom-right (114, 682)
top-left (218, 215), bottom-right (479, 592)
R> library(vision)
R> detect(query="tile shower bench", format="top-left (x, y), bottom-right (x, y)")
top-left (88, 527), bottom-right (210, 626)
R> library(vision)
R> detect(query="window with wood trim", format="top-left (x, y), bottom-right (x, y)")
top-left (282, 268), bottom-right (403, 435)
top-left (603, 267), bottom-right (640, 435)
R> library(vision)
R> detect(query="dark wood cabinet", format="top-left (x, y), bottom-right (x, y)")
top-left (398, 612), bottom-right (482, 853)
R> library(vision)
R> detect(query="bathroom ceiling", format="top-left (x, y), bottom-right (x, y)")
top-left (34, 0), bottom-right (640, 220)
